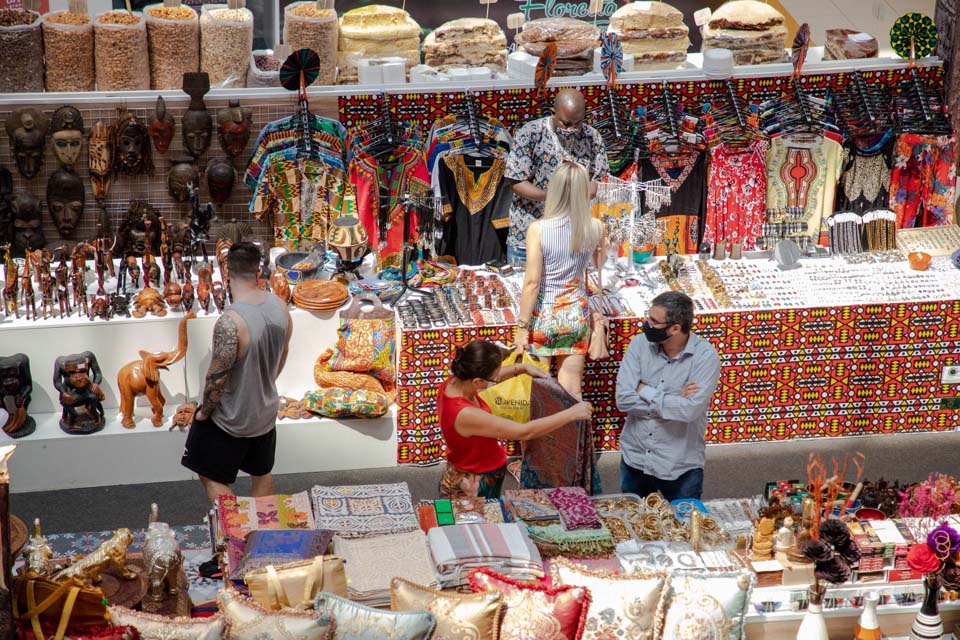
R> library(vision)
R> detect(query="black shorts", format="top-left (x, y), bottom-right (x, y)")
top-left (180, 414), bottom-right (277, 485)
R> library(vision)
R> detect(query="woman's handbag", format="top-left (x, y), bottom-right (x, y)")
top-left (13, 572), bottom-right (109, 640)
top-left (587, 312), bottom-right (609, 360)
top-left (244, 556), bottom-right (347, 610)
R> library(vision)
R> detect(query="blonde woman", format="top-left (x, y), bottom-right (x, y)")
top-left (515, 161), bottom-right (605, 399)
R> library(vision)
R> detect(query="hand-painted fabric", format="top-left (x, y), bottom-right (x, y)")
top-left (427, 522), bottom-right (543, 589)
top-left (439, 461), bottom-right (507, 501)
top-left (547, 487), bottom-right (603, 530)
top-left (330, 317), bottom-right (396, 386)
top-left (525, 523), bottom-right (615, 559)
top-left (216, 493), bottom-right (317, 570)
top-left (218, 589), bottom-right (335, 640)
top-left (230, 529), bottom-right (334, 580)
top-left (521, 378), bottom-right (602, 495)
top-left (705, 141), bottom-right (768, 250)
top-left (334, 531), bottom-right (439, 606)
top-left (390, 576), bottom-right (503, 640)
top-left (301, 388), bottom-right (390, 418)
top-left (107, 607), bottom-right (223, 640)
top-left (661, 571), bottom-right (755, 640)
top-left (315, 592), bottom-right (436, 640)
top-left (551, 558), bottom-right (669, 640)
top-left (888, 133), bottom-right (957, 228)
top-left (310, 483), bottom-right (418, 538)
top-left (469, 567), bottom-right (591, 640)
top-left (502, 489), bottom-right (560, 522)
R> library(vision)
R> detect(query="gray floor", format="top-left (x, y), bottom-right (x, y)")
top-left (13, 430), bottom-right (960, 534)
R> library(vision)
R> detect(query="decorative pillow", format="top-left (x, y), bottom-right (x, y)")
top-left (661, 571), bottom-right (755, 640)
top-left (314, 350), bottom-right (386, 394)
top-left (469, 567), bottom-right (590, 640)
top-left (108, 606), bottom-right (223, 640)
top-left (219, 589), bottom-right (335, 640)
top-left (330, 318), bottom-right (396, 385)
top-left (314, 592), bottom-right (435, 640)
top-left (551, 558), bottom-right (669, 640)
top-left (230, 529), bottom-right (334, 580)
top-left (390, 576), bottom-right (502, 640)
top-left (302, 388), bottom-right (390, 418)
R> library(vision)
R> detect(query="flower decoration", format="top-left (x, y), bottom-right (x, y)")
top-left (800, 519), bottom-right (858, 585)
top-left (927, 523), bottom-right (960, 558)
top-left (815, 556), bottom-right (852, 585)
top-left (907, 542), bottom-right (944, 574)
top-left (798, 539), bottom-right (834, 563)
top-left (899, 473), bottom-right (958, 525)
top-left (906, 521), bottom-right (960, 577)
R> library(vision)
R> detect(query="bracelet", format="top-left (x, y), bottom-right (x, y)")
top-left (517, 318), bottom-right (529, 329)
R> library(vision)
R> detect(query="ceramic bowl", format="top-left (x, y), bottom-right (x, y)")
top-left (854, 507), bottom-right (887, 521)
top-left (908, 251), bottom-right (932, 271)
top-left (275, 252), bottom-right (319, 284)
top-left (633, 244), bottom-right (655, 264)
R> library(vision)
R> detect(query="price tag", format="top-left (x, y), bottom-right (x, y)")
top-left (589, 0), bottom-right (603, 14)
top-left (848, 32), bottom-right (873, 42)
top-left (507, 12), bottom-right (525, 29)
top-left (694, 7), bottom-right (711, 26)
top-left (479, 0), bottom-right (497, 4)
top-left (633, 1), bottom-right (652, 10)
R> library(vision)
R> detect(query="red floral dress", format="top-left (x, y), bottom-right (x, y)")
top-left (705, 140), bottom-right (768, 250)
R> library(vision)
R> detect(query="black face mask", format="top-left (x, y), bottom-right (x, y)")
top-left (642, 320), bottom-right (672, 343)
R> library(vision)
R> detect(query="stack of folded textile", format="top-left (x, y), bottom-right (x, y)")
top-left (336, 530), bottom-right (440, 607)
top-left (700, 0), bottom-right (788, 66)
top-left (215, 492), bottom-right (316, 572)
top-left (310, 482), bottom-right (418, 538)
top-left (608, 1), bottom-right (690, 70)
top-left (427, 522), bottom-right (543, 589)
top-left (423, 18), bottom-right (507, 71)
top-left (514, 17), bottom-right (599, 76)
top-left (337, 4), bottom-right (421, 83)
top-left (504, 487), bottom-right (615, 558)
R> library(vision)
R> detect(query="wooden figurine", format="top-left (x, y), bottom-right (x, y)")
top-left (196, 263), bottom-right (212, 313)
top-left (71, 268), bottom-right (88, 318)
top-left (270, 270), bottom-right (290, 304)
top-left (212, 280), bottom-right (225, 313)
top-left (5, 107), bottom-right (49, 179)
top-left (39, 269), bottom-right (55, 320)
top-left (751, 517), bottom-right (776, 560)
top-left (88, 120), bottom-right (113, 207)
top-left (148, 96), bottom-right (175, 154)
top-left (181, 73), bottom-right (213, 159)
top-left (180, 267), bottom-right (195, 313)
top-left (88, 294), bottom-right (111, 321)
top-left (163, 281), bottom-right (182, 307)
top-left (2, 243), bottom-right (18, 318)
top-left (0, 354), bottom-right (34, 438)
top-left (132, 285), bottom-right (167, 318)
top-left (52, 528), bottom-right (136, 587)
top-left (117, 312), bottom-right (194, 428)
top-left (54, 246), bottom-right (71, 317)
top-left (19, 261), bottom-right (35, 321)
top-left (53, 351), bottom-right (106, 435)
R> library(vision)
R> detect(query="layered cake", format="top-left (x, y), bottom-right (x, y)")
top-left (515, 17), bottom-right (600, 76)
top-left (608, 1), bottom-right (689, 69)
top-left (423, 18), bottom-right (507, 71)
top-left (338, 4), bottom-right (421, 83)
top-left (824, 29), bottom-right (878, 60)
top-left (701, 0), bottom-right (788, 66)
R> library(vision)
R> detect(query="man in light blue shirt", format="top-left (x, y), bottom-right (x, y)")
top-left (615, 291), bottom-right (721, 500)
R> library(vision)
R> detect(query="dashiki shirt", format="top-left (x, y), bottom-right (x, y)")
top-left (438, 155), bottom-right (510, 265)
top-left (705, 140), bottom-right (768, 250)
top-left (504, 117), bottom-right (609, 252)
top-left (762, 133), bottom-right (844, 250)
top-left (638, 150), bottom-right (707, 256)
top-left (888, 133), bottom-right (957, 228)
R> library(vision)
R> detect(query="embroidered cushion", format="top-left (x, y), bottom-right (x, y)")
top-left (661, 571), bottom-right (755, 640)
top-left (390, 576), bottom-right (502, 640)
top-left (107, 606), bottom-right (223, 640)
top-left (301, 388), bottom-right (390, 418)
top-left (329, 318), bottom-right (396, 386)
top-left (551, 558), bottom-right (668, 640)
top-left (230, 529), bottom-right (334, 580)
top-left (469, 567), bottom-right (590, 640)
top-left (219, 589), bottom-right (335, 640)
top-left (314, 592), bottom-right (435, 640)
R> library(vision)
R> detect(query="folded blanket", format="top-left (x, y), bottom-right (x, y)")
top-left (428, 522), bottom-right (543, 588)
top-left (311, 482), bottom-right (418, 538)
top-left (548, 486), bottom-right (603, 530)
top-left (502, 489), bottom-right (559, 522)
top-left (527, 523), bottom-right (615, 558)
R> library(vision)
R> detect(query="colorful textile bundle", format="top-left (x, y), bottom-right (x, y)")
top-left (502, 489), bottom-right (559, 523)
top-left (215, 492), bottom-right (316, 572)
top-left (335, 530), bottom-right (440, 607)
top-left (310, 482), bottom-right (419, 539)
top-left (427, 522), bottom-right (543, 589)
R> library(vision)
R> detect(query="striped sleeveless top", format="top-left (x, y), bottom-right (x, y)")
top-left (538, 216), bottom-right (594, 306)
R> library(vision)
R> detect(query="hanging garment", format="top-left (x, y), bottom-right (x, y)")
top-left (350, 146), bottom-right (430, 270)
top-left (639, 150), bottom-right (706, 256)
top-left (888, 133), bottom-right (957, 228)
top-left (245, 115), bottom-right (347, 191)
top-left (762, 133), bottom-right (844, 250)
top-left (438, 155), bottom-right (510, 265)
top-left (836, 133), bottom-right (894, 214)
top-left (705, 140), bottom-right (768, 250)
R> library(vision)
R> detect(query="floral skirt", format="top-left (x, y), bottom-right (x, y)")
top-left (439, 461), bottom-right (507, 500)
top-left (528, 294), bottom-right (590, 357)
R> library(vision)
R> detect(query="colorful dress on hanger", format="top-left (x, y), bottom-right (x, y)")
top-left (639, 150), bottom-right (706, 256)
top-left (836, 133), bottom-right (894, 214)
top-left (762, 133), bottom-right (844, 250)
top-left (705, 140), bottom-right (768, 251)
top-left (888, 133), bottom-right (957, 228)
top-left (350, 147), bottom-right (431, 270)
top-left (438, 155), bottom-right (510, 265)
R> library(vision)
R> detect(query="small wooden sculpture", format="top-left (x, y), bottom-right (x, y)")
top-left (211, 280), bottom-right (225, 313)
top-left (751, 517), bottom-right (776, 560)
top-left (270, 270), bottom-right (291, 304)
top-left (132, 285), bottom-right (167, 318)
top-left (88, 120), bottom-right (113, 207)
top-left (23, 518), bottom-right (55, 577)
top-left (52, 528), bottom-right (136, 587)
top-left (19, 261), bottom-right (35, 321)
top-left (88, 294), bottom-right (111, 321)
top-left (163, 281), bottom-right (182, 307)
top-left (169, 403), bottom-right (195, 432)
top-left (143, 504), bottom-right (182, 602)
top-left (110, 292), bottom-right (131, 319)
top-left (196, 263), bottom-right (212, 313)
top-left (54, 351), bottom-right (106, 435)
top-left (2, 243), bottom-right (18, 318)
top-left (54, 248), bottom-right (72, 317)
top-left (117, 312), bottom-right (194, 428)
top-left (148, 96), bottom-right (175, 154)
top-left (39, 269), bottom-right (55, 319)
top-left (0, 354), bottom-right (34, 438)
top-left (72, 269), bottom-right (89, 318)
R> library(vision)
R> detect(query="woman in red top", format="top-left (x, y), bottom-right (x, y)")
top-left (438, 340), bottom-right (593, 499)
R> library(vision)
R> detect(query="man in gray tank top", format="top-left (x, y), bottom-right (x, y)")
top-left (181, 242), bottom-right (292, 508)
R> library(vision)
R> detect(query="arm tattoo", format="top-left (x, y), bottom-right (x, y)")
top-left (200, 313), bottom-right (239, 416)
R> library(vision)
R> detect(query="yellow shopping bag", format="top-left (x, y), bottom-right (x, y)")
top-left (478, 352), bottom-right (548, 423)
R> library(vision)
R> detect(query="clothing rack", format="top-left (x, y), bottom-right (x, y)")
top-left (725, 79), bottom-right (747, 130)
top-left (462, 91), bottom-right (483, 147)
top-left (661, 82), bottom-right (681, 141)
top-left (605, 86), bottom-right (623, 140)
top-left (852, 70), bottom-right (876, 125)
top-left (792, 77), bottom-right (813, 126)
top-left (396, 191), bottom-right (439, 302)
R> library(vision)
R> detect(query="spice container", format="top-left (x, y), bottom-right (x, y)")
top-left (42, 9), bottom-right (95, 92)
top-left (247, 48), bottom-right (281, 88)
top-left (144, 3), bottom-right (199, 90)
top-left (94, 11), bottom-right (150, 91)
top-left (283, 1), bottom-right (338, 86)
top-left (200, 4), bottom-right (253, 88)
top-left (0, 9), bottom-right (43, 93)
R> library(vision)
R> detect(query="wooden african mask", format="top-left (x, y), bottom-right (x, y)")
top-left (11, 193), bottom-right (45, 257)
top-left (5, 108), bottom-right (49, 180)
top-left (205, 157), bottom-right (235, 205)
top-left (216, 99), bottom-right (253, 160)
top-left (117, 200), bottom-right (161, 257)
top-left (149, 95), bottom-right (175, 154)
top-left (167, 160), bottom-right (199, 203)
top-left (181, 72), bottom-right (213, 159)
top-left (88, 121), bottom-right (112, 205)
top-left (50, 106), bottom-right (85, 171)
top-left (110, 109), bottom-right (153, 177)
top-left (47, 170), bottom-right (86, 238)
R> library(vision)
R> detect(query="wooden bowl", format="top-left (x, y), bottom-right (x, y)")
top-left (908, 251), bottom-right (932, 271)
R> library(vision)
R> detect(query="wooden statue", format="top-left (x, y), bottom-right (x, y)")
top-left (53, 351), bottom-right (106, 435)
top-left (132, 285), bottom-right (167, 318)
top-left (196, 263), bottom-right (212, 313)
top-left (117, 312), bottom-right (194, 428)
top-left (0, 355), bottom-right (33, 439)
top-left (19, 261), bottom-right (35, 321)
top-left (52, 528), bottom-right (136, 587)
top-left (751, 517), bottom-right (776, 560)
top-left (1, 244), bottom-right (17, 318)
